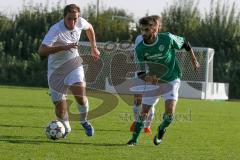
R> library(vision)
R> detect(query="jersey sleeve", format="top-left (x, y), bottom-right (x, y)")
top-left (42, 25), bottom-right (59, 46)
top-left (79, 17), bottom-right (91, 30)
top-left (169, 33), bottom-right (185, 49)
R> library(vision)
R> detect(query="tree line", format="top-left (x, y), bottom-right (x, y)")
top-left (0, 0), bottom-right (239, 98)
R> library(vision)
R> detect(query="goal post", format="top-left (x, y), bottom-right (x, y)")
top-left (78, 42), bottom-right (229, 100)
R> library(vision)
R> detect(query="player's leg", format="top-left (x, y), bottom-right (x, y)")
top-left (144, 105), bottom-right (155, 133)
top-left (70, 82), bottom-right (94, 137)
top-left (130, 94), bottom-right (142, 132)
top-left (154, 79), bottom-right (180, 145)
top-left (65, 66), bottom-right (94, 137)
top-left (130, 71), bottom-right (145, 132)
top-left (127, 96), bottom-right (159, 145)
top-left (130, 94), bottom-right (157, 134)
top-left (127, 104), bottom-right (152, 145)
top-left (153, 100), bottom-right (176, 145)
top-left (51, 90), bottom-right (71, 138)
top-left (144, 99), bottom-right (158, 133)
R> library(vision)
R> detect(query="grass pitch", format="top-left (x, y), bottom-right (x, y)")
top-left (0, 86), bottom-right (239, 160)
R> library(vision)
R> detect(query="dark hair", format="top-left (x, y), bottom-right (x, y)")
top-left (149, 15), bottom-right (161, 31)
top-left (64, 4), bottom-right (80, 17)
top-left (139, 16), bottom-right (154, 26)
top-left (150, 15), bottom-right (161, 24)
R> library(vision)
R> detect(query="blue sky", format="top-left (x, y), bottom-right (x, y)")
top-left (0, 0), bottom-right (239, 19)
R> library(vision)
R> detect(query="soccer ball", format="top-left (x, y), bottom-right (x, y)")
top-left (45, 120), bottom-right (66, 140)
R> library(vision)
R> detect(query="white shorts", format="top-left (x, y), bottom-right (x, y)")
top-left (48, 66), bottom-right (85, 102)
top-left (142, 79), bottom-right (181, 106)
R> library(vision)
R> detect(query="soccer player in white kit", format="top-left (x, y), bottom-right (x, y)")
top-left (38, 4), bottom-right (100, 138)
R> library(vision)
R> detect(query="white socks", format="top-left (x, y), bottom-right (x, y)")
top-left (133, 104), bottom-right (140, 122)
top-left (144, 107), bottom-right (155, 128)
top-left (77, 100), bottom-right (89, 124)
top-left (58, 112), bottom-right (71, 133)
top-left (133, 104), bottom-right (155, 128)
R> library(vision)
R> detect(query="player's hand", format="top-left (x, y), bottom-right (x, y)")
top-left (191, 59), bottom-right (200, 70)
top-left (145, 75), bottom-right (158, 84)
top-left (91, 47), bottom-right (100, 61)
top-left (64, 43), bottom-right (78, 51)
top-left (137, 71), bottom-right (147, 81)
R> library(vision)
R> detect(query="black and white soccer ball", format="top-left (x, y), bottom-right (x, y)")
top-left (45, 120), bottom-right (66, 140)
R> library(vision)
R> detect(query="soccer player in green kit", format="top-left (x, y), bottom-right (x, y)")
top-left (130, 15), bottom-right (161, 134)
top-left (127, 16), bottom-right (200, 146)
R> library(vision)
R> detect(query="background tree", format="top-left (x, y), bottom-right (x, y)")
top-left (197, 0), bottom-right (240, 98)
top-left (161, 0), bottom-right (240, 98)
top-left (0, 0), bottom-right (239, 98)
top-left (161, 0), bottom-right (201, 43)
top-left (82, 4), bottom-right (136, 42)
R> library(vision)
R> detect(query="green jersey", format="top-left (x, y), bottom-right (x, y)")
top-left (135, 32), bottom-right (185, 82)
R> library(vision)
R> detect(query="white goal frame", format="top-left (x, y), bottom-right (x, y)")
top-left (78, 42), bottom-right (229, 100)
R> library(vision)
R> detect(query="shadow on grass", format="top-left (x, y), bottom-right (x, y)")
top-left (93, 143), bottom-right (127, 147)
top-left (81, 128), bottom-right (124, 132)
top-left (0, 135), bottom-right (92, 145)
top-left (0, 135), bottom-right (126, 147)
top-left (0, 124), bottom-right (128, 147)
top-left (0, 124), bottom-right (128, 133)
top-left (0, 139), bottom-right (127, 147)
top-left (0, 124), bottom-right (44, 129)
top-left (0, 104), bottom-right (50, 110)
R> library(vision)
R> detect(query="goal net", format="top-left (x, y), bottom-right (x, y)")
top-left (78, 42), bottom-right (228, 100)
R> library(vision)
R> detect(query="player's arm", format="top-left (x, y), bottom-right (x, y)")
top-left (38, 43), bottom-right (78, 56)
top-left (182, 40), bottom-right (200, 70)
top-left (86, 24), bottom-right (100, 61)
top-left (135, 50), bottom-right (146, 75)
top-left (170, 33), bottom-right (200, 70)
top-left (38, 25), bottom-right (78, 57)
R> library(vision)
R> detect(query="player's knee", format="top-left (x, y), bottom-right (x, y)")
top-left (140, 112), bottom-right (149, 121)
top-left (51, 92), bottom-right (66, 102)
top-left (134, 95), bottom-right (142, 105)
top-left (134, 98), bottom-right (142, 105)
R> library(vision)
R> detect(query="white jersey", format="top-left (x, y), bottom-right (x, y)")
top-left (134, 35), bottom-right (143, 61)
top-left (134, 35), bottom-right (143, 48)
top-left (134, 35), bottom-right (144, 71)
top-left (42, 17), bottom-right (91, 76)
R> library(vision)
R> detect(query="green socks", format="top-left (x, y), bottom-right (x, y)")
top-left (131, 116), bottom-right (144, 142)
top-left (159, 113), bottom-right (174, 131)
top-left (130, 114), bottom-right (174, 143)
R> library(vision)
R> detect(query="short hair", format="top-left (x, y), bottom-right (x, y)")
top-left (64, 4), bottom-right (80, 17)
top-left (149, 15), bottom-right (161, 31)
top-left (139, 16), bottom-right (155, 26)
top-left (150, 15), bottom-right (161, 24)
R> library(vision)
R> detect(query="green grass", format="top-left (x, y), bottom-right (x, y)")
top-left (0, 85), bottom-right (240, 160)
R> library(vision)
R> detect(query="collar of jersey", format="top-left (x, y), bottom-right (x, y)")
top-left (60, 19), bottom-right (75, 32)
top-left (143, 35), bottom-right (158, 47)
